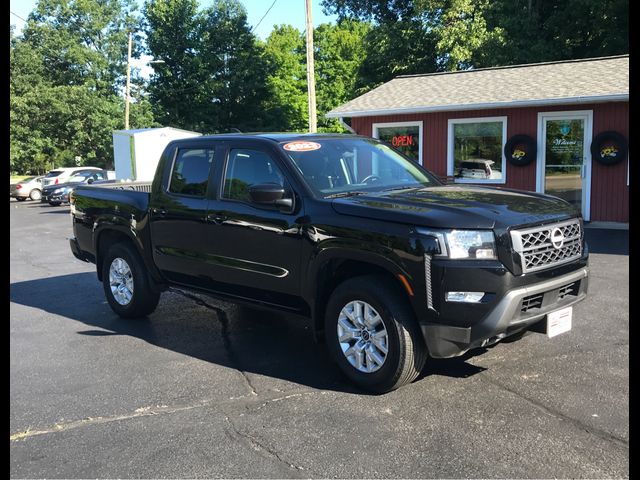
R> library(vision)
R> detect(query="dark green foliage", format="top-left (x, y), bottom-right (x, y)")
top-left (10, 0), bottom-right (157, 174)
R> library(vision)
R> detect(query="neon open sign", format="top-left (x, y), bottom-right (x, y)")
top-left (392, 135), bottom-right (414, 147)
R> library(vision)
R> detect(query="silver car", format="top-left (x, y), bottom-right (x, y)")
top-left (10, 176), bottom-right (45, 201)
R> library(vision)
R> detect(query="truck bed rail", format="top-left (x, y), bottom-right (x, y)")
top-left (90, 182), bottom-right (153, 193)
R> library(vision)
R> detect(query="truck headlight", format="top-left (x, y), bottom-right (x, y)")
top-left (445, 230), bottom-right (496, 259)
top-left (417, 228), bottom-right (496, 259)
top-left (53, 187), bottom-right (65, 194)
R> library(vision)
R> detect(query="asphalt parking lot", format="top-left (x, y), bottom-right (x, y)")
top-left (10, 198), bottom-right (629, 478)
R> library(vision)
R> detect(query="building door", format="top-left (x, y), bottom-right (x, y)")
top-left (537, 111), bottom-right (593, 220)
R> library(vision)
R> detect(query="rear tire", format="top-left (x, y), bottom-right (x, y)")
top-left (324, 275), bottom-right (427, 393)
top-left (16, 197), bottom-right (27, 202)
top-left (29, 189), bottom-right (42, 201)
top-left (49, 201), bottom-right (61, 206)
top-left (102, 243), bottom-right (160, 318)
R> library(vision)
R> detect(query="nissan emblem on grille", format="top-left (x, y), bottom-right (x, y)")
top-left (550, 227), bottom-right (565, 249)
top-left (510, 219), bottom-right (582, 274)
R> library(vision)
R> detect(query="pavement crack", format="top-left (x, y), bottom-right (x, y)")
top-left (171, 288), bottom-right (258, 397)
top-left (10, 388), bottom-right (326, 443)
top-left (478, 373), bottom-right (629, 449)
top-left (223, 415), bottom-right (310, 475)
top-left (10, 403), bottom-right (206, 442)
top-left (246, 391), bottom-right (325, 413)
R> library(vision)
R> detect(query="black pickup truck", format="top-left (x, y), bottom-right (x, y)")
top-left (69, 134), bottom-right (589, 392)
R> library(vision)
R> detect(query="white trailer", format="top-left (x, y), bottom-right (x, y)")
top-left (113, 127), bottom-right (201, 182)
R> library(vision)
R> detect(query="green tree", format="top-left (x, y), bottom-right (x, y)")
top-left (143, 0), bottom-right (205, 130)
top-left (477, 0), bottom-right (629, 67)
top-left (315, 20), bottom-right (369, 131)
top-left (199, 0), bottom-right (270, 132)
top-left (23, 0), bottom-right (140, 94)
top-left (10, 0), bottom-right (157, 174)
top-left (322, 0), bottom-right (628, 76)
top-left (262, 24), bottom-right (308, 131)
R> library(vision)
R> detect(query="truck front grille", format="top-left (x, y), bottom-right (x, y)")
top-left (510, 219), bottom-right (582, 274)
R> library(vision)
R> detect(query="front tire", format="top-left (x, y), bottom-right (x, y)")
top-left (102, 243), bottom-right (160, 318)
top-left (325, 275), bottom-right (427, 393)
top-left (49, 201), bottom-right (61, 206)
top-left (29, 189), bottom-right (42, 201)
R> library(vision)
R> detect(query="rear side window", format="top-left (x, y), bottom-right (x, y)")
top-left (169, 148), bottom-right (214, 197)
top-left (45, 170), bottom-right (64, 178)
top-left (223, 149), bottom-right (285, 202)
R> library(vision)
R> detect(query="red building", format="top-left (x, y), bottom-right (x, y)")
top-left (327, 55), bottom-right (629, 224)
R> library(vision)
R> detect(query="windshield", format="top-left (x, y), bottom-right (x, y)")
top-left (280, 138), bottom-right (439, 197)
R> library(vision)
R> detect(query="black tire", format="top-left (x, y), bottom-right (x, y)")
top-left (591, 131), bottom-right (627, 166)
top-left (102, 242), bottom-right (160, 319)
top-left (15, 197), bottom-right (27, 202)
top-left (324, 275), bottom-right (427, 393)
top-left (504, 134), bottom-right (537, 167)
top-left (49, 201), bottom-right (61, 206)
top-left (29, 189), bottom-right (42, 201)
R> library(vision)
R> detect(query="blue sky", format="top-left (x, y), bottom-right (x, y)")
top-left (10, 0), bottom-right (338, 39)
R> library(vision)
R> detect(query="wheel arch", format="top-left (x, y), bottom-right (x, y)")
top-left (309, 252), bottom-right (417, 342)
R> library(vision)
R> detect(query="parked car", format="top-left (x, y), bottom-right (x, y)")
top-left (41, 167), bottom-right (104, 188)
top-left (42, 169), bottom-right (108, 205)
top-left (70, 134), bottom-right (589, 393)
top-left (456, 159), bottom-right (501, 180)
top-left (10, 175), bottom-right (44, 201)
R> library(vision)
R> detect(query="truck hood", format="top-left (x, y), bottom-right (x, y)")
top-left (330, 185), bottom-right (578, 229)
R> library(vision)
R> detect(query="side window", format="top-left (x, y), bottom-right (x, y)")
top-left (169, 148), bottom-right (214, 197)
top-left (223, 149), bottom-right (285, 202)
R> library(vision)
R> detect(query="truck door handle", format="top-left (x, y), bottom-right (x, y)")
top-left (207, 214), bottom-right (227, 224)
top-left (152, 208), bottom-right (167, 216)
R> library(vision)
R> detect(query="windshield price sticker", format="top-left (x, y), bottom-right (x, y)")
top-left (283, 141), bottom-right (321, 152)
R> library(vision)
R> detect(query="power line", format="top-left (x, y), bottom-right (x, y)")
top-left (10, 10), bottom-right (27, 22)
top-left (251, 0), bottom-right (277, 33)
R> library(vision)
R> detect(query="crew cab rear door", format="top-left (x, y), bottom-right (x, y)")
top-left (149, 140), bottom-right (221, 289)
top-left (205, 140), bottom-right (305, 310)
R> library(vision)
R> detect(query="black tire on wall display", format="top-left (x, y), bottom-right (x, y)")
top-left (591, 131), bottom-right (628, 166)
top-left (504, 134), bottom-right (537, 167)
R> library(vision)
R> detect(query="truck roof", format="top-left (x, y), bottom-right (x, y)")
top-left (171, 132), bottom-right (364, 143)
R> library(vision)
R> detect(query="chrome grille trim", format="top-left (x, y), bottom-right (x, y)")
top-left (511, 218), bottom-right (582, 274)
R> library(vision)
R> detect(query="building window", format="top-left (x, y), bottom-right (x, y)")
top-left (447, 117), bottom-right (507, 184)
top-left (373, 121), bottom-right (423, 163)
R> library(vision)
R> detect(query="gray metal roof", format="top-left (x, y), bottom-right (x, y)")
top-left (326, 55), bottom-right (629, 118)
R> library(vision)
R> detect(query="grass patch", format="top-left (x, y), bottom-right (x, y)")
top-left (10, 175), bottom-right (30, 183)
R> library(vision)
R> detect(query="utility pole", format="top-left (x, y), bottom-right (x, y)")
top-left (304, 0), bottom-right (317, 133)
top-left (124, 31), bottom-right (132, 130)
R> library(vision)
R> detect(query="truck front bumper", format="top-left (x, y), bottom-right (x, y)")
top-left (69, 237), bottom-right (93, 263)
top-left (422, 266), bottom-right (589, 358)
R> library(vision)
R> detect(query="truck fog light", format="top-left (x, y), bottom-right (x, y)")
top-left (445, 291), bottom-right (485, 303)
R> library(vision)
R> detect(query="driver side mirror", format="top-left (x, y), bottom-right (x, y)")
top-left (249, 183), bottom-right (294, 212)
top-left (87, 178), bottom-right (94, 184)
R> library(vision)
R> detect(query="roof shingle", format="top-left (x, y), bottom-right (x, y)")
top-left (326, 55), bottom-right (629, 118)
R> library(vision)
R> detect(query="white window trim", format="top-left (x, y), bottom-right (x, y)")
top-left (536, 110), bottom-right (593, 221)
top-left (447, 116), bottom-right (507, 184)
top-left (372, 121), bottom-right (423, 164)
